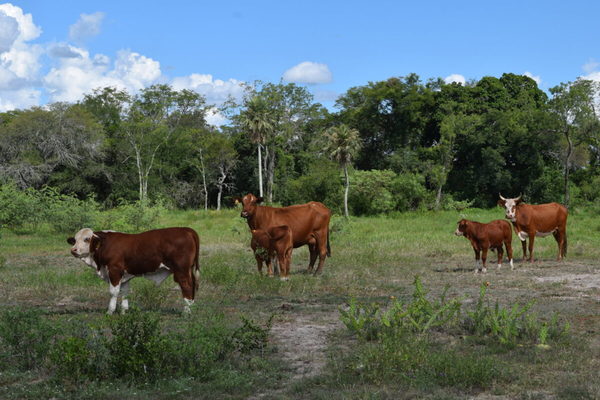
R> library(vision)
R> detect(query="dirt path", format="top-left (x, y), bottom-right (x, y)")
top-left (249, 304), bottom-right (342, 399)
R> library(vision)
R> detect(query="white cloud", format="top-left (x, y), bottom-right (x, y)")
top-left (444, 74), bottom-right (466, 85)
top-left (0, 11), bottom-right (19, 54)
top-left (283, 61), bottom-right (332, 84)
top-left (43, 48), bottom-right (161, 102)
top-left (171, 73), bottom-right (245, 104)
top-left (49, 43), bottom-right (85, 59)
top-left (0, 4), bottom-right (42, 110)
top-left (69, 12), bottom-right (105, 43)
top-left (205, 108), bottom-right (228, 127)
top-left (523, 71), bottom-right (541, 85)
top-left (583, 59), bottom-right (599, 74)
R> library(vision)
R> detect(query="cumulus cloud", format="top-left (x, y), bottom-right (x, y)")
top-left (171, 73), bottom-right (245, 104)
top-left (49, 43), bottom-right (85, 59)
top-left (523, 71), bottom-right (541, 85)
top-left (0, 4), bottom-right (43, 110)
top-left (444, 74), bottom-right (466, 85)
top-left (44, 48), bottom-right (162, 102)
top-left (69, 12), bottom-right (105, 43)
top-left (283, 61), bottom-right (332, 84)
top-left (583, 59), bottom-right (599, 75)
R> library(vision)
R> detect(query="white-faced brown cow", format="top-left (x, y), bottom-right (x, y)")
top-left (498, 194), bottom-right (568, 262)
top-left (67, 227), bottom-right (200, 314)
top-left (236, 194), bottom-right (331, 275)
top-left (251, 226), bottom-right (293, 280)
top-left (454, 219), bottom-right (514, 273)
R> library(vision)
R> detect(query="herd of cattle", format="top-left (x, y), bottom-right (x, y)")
top-left (67, 193), bottom-right (568, 314)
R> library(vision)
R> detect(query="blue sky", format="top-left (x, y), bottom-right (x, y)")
top-left (1, 1), bottom-right (599, 124)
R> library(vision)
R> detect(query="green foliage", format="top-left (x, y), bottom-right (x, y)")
top-left (130, 279), bottom-right (172, 310)
top-left (348, 330), bottom-right (503, 389)
top-left (464, 283), bottom-right (571, 347)
top-left (0, 183), bottom-right (45, 232)
top-left (281, 160), bottom-right (343, 213)
top-left (231, 315), bottom-right (273, 354)
top-left (97, 200), bottom-right (165, 232)
top-left (38, 186), bottom-right (99, 233)
top-left (0, 309), bottom-right (56, 370)
top-left (106, 310), bottom-right (168, 381)
top-left (340, 276), bottom-right (463, 339)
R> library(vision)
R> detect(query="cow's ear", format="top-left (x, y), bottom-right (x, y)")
top-left (67, 237), bottom-right (75, 245)
top-left (515, 197), bottom-right (523, 205)
top-left (497, 199), bottom-right (505, 207)
top-left (90, 234), bottom-right (103, 251)
top-left (233, 197), bottom-right (242, 205)
top-left (255, 197), bottom-right (264, 204)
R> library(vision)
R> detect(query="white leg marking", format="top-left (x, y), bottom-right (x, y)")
top-left (482, 267), bottom-right (487, 273)
top-left (120, 280), bottom-right (130, 314)
top-left (183, 298), bottom-right (194, 314)
top-left (497, 263), bottom-right (502, 270)
top-left (108, 282), bottom-right (121, 315)
top-left (510, 259), bottom-right (514, 270)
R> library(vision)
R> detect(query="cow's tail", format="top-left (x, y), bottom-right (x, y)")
top-left (326, 228), bottom-right (331, 257)
top-left (563, 233), bottom-right (568, 258)
top-left (192, 231), bottom-right (201, 294)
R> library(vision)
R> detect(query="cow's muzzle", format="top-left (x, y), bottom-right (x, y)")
top-left (70, 249), bottom-right (80, 257)
top-left (240, 211), bottom-right (249, 218)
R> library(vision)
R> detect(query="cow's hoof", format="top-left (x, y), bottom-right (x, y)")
top-left (280, 277), bottom-right (289, 281)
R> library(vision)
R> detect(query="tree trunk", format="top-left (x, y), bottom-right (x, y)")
top-left (216, 167), bottom-right (226, 211)
top-left (564, 128), bottom-right (573, 208)
top-left (267, 145), bottom-right (275, 203)
top-left (343, 165), bottom-right (350, 218)
top-left (198, 149), bottom-right (208, 210)
top-left (257, 144), bottom-right (263, 198)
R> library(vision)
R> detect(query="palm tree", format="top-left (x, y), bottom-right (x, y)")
top-left (324, 124), bottom-right (362, 218)
top-left (239, 96), bottom-right (274, 198)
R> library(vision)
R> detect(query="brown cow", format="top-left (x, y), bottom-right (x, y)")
top-left (454, 219), bottom-right (514, 273)
top-left (67, 227), bottom-right (200, 314)
top-left (236, 194), bottom-right (331, 275)
top-left (498, 194), bottom-right (568, 261)
top-left (251, 226), bottom-right (293, 280)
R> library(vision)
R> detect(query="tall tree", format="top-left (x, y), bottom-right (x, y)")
top-left (238, 95), bottom-right (273, 198)
top-left (324, 124), bottom-right (361, 218)
top-left (549, 79), bottom-right (600, 207)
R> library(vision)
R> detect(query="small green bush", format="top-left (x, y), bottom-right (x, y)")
top-left (0, 183), bottom-right (45, 232)
top-left (231, 315), bottom-right (273, 354)
top-left (97, 200), bottom-right (165, 232)
top-left (105, 310), bottom-right (168, 382)
top-left (0, 308), bottom-right (56, 370)
top-left (39, 186), bottom-right (99, 233)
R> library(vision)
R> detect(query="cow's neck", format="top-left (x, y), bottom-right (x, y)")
top-left (247, 206), bottom-right (264, 230)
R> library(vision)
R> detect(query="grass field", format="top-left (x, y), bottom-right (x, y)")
top-left (1, 207), bottom-right (599, 399)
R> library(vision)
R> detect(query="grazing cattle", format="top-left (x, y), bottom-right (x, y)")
top-left (454, 219), bottom-right (514, 273)
top-left (235, 193), bottom-right (331, 275)
top-left (251, 225), bottom-right (293, 280)
top-left (498, 194), bottom-right (568, 261)
top-left (67, 227), bottom-right (200, 314)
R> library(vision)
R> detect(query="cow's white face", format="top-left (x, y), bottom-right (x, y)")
top-left (67, 228), bottom-right (96, 258)
top-left (498, 196), bottom-right (521, 222)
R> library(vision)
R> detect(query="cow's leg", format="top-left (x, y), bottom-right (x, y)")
top-left (107, 270), bottom-right (123, 315)
top-left (255, 255), bottom-right (264, 275)
top-left (505, 240), bottom-right (514, 270)
top-left (307, 241), bottom-right (318, 273)
top-left (314, 235), bottom-right (328, 276)
top-left (553, 230), bottom-right (565, 261)
top-left (497, 246), bottom-right (503, 269)
top-left (173, 271), bottom-right (195, 314)
top-left (266, 257), bottom-right (274, 277)
top-left (473, 248), bottom-right (481, 273)
top-left (481, 247), bottom-right (488, 273)
top-left (120, 280), bottom-right (130, 314)
top-left (278, 253), bottom-right (289, 281)
top-left (527, 233), bottom-right (536, 262)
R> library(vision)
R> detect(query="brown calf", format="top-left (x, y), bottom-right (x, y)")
top-left (454, 219), bottom-right (514, 273)
top-left (251, 225), bottom-right (293, 280)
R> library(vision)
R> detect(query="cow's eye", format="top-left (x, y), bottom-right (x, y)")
top-left (84, 238), bottom-right (90, 243)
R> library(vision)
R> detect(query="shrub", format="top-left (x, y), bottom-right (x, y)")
top-left (0, 308), bottom-right (56, 370)
top-left (231, 315), bottom-right (273, 354)
top-left (39, 186), bottom-right (99, 233)
top-left (105, 310), bottom-right (169, 381)
top-left (97, 200), bottom-right (165, 232)
top-left (0, 183), bottom-right (44, 232)
top-left (281, 161), bottom-right (343, 213)
top-left (391, 173), bottom-right (428, 211)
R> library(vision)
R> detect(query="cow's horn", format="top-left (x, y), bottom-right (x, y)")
top-left (516, 193), bottom-right (523, 201)
top-left (499, 193), bottom-right (506, 201)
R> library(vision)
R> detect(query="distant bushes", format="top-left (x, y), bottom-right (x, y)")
top-left (0, 183), bottom-right (165, 234)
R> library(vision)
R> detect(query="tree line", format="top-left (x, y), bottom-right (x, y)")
top-left (0, 73), bottom-right (599, 215)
